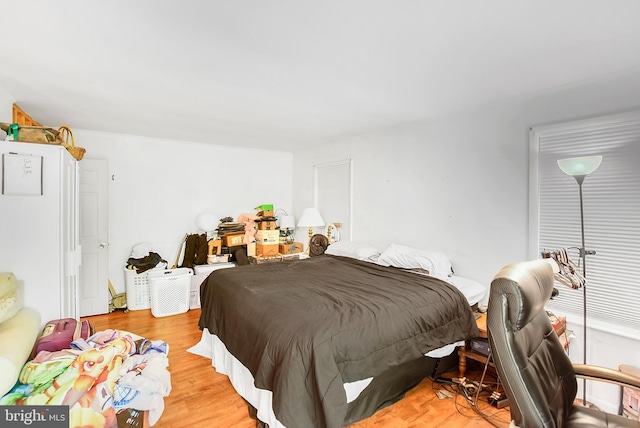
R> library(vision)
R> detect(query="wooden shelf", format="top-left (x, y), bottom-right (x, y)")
top-left (458, 313), bottom-right (489, 378)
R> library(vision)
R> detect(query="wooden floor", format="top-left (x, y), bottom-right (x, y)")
top-left (83, 309), bottom-right (511, 428)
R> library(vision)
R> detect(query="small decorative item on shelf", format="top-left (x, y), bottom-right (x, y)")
top-left (309, 234), bottom-right (329, 256)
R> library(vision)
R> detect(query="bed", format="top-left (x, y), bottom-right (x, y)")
top-left (190, 245), bottom-right (484, 428)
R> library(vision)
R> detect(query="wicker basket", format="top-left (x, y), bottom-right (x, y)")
top-left (58, 125), bottom-right (86, 161)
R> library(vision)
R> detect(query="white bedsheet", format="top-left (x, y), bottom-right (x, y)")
top-left (447, 275), bottom-right (487, 306)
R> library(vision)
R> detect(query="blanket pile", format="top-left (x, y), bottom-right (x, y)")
top-left (0, 329), bottom-right (171, 427)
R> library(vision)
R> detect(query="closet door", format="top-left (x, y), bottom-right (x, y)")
top-left (314, 160), bottom-right (352, 241)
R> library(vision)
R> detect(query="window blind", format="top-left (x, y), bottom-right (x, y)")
top-left (530, 111), bottom-right (640, 333)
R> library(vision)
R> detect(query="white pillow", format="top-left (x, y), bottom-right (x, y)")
top-left (325, 241), bottom-right (381, 261)
top-left (377, 244), bottom-right (452, 280)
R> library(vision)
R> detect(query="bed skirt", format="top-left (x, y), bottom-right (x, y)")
top-left (188, 329), bottom-right (439, 427)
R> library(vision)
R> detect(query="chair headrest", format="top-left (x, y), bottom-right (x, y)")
top-left (490, 259), bottom-right (556, 330)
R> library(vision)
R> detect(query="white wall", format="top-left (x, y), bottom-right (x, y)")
top-left (292, 70), bottom-right (640, 412)
top-left (72, 130), bottom-right (293, 293)
top-left (294, 70), bottom-right (640, 287)
top-left (0, 87), bottom-right (15, 123)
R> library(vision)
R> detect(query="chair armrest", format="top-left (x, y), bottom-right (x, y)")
top-left (574, 364), bottom-right (640, 391)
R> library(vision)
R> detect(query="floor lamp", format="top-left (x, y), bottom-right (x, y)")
top-left (557, 155), bottom-right (602, 406)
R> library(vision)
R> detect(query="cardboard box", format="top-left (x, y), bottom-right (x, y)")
top-left (549, 314), bottom-right (566, 336)
top-left (279, 242), bottom-right (303, 255)
top-left (620, 365), bottom-right (640, 420)
top-left (256, 230), bottom-right (279, 244)
top-left (207, 239), bottom-right (222, 255)
top-left (223, 232), bottom-right (245, 247)
top-left (256, 243), bottom-right (279, 257)
top-left (255, 204), bottom-right (274, 217)
top-left (207, 254), bottom-right (230, 264)
top-left (257, 220), bottom-right (276, 230)
top-left (246, 242), bottom-right (256, 257)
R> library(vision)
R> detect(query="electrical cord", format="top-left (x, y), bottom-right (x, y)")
top-left (469, 351), bottom-right (508, 427)
top-left (432, 352), bottom-right (511, 427)
top-left (432, 375), bottom-right (508, 425)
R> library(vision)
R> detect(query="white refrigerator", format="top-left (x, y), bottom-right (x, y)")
top-left (0, 141), bottom-right (80, 324)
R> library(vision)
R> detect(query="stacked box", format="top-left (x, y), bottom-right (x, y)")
top-left (223, 232), bottom-right (245, 247)
top-left (256, 243), bottom-right (279, 257)
top-left (255, 204), bottom-right (274, 217)
top-left (279, 242), bottom-right (303, 255)
top-left (257, 220), bottom-right (276, 230)
top-left (256, 230), bottom-right (279, 245)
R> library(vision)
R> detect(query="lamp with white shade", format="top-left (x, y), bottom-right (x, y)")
top-left (297, 208), bottom-right (325, 253)
top-left (279, 215), bottom-right (296, 244)
top-left (556, 154), bottom-right (602, 407)
top-left (195, 211), bottom-right (219, 239)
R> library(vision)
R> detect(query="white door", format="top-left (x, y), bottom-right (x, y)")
top-left (79, 159), bottom-right (109, 316)
top-left (314, 160), bottom-right (352, 241)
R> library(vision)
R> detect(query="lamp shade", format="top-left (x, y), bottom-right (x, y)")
top-left (557, 156), bottom-right (603, 177)
top-left (195, 211), bottom-right (218, 232)
top-left (279, 215), bottom-right (296, 229)
top-left (297, 208), bottom-right (325, 228)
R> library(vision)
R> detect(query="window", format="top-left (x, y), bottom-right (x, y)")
top-left (529, 111), bottom-right (640, 335)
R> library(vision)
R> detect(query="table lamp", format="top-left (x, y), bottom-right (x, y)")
top-left (297, 208), bottom-right (325, 253)
top-left (279, 215), bottom-right (296, 244)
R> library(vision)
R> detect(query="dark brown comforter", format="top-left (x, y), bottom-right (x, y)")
top-left (198, 255), bottom-right (479, 428)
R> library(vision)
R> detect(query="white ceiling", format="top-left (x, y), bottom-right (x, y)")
top-left (2, 1), bottom-right (640, 152)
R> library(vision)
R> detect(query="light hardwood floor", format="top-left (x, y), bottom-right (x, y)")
top-left (83, 309), bottom-right (510, 428)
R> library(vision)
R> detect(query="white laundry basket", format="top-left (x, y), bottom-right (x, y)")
top-left (148, 268), bottom-right (193, 317)
top-left (124, 268), bottom-right (152, 310)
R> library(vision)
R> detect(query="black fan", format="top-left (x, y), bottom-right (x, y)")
top-left (309, 234), bottom-right (329, 256)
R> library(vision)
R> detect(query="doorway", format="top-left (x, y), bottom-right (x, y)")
top-left (79, 159), bottom-right (109, 316)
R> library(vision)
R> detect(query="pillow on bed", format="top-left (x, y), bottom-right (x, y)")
top-left (376, 244), bottom-right (453, 280)
top-left (325, 241), bottom-right (381, 261)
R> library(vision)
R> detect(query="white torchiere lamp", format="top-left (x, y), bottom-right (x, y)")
top-left (557, 155), bottom-right (602, 406)
top-left (297, 208), bottom-right (325, 254)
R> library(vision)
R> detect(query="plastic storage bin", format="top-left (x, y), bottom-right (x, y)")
top-left (149, 268), bottom-right (193, 317)
top-left (190, 263), bottom-right (235, 309)
top-left (124, 268), bottom-right (152, 310)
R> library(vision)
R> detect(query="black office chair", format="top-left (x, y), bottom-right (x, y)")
top-left (487, 259), bottom-right (640, 428)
